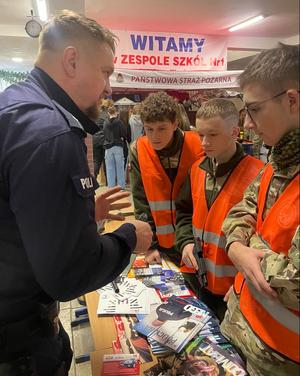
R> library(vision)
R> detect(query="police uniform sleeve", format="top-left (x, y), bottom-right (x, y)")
top-left (9, 131), bottom-right (136, 301)
top-left (222, 171), bottom-right (263, 250)
top-left (175, 173), bottom-right (194, 253)
top-left (260, 226), bottom-right (300, 310)
top-left (129, 141), bottom-right (159, 250)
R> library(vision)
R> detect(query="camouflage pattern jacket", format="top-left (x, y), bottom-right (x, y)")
top-left (221, 128), bottom-right (300, 375)
top-left (175, 143), bottom-right (245, 253)
top-left (223, 130), bottom-right (300, 310)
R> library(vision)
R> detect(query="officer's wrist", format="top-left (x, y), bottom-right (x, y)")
top-left (113, 223), bottom-right (137, 252)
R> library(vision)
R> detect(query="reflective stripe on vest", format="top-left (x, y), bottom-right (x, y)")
top-left (236, 165), bottom-right (300, 362)
top-left (248, 283), bottom-right (299, 335)
top-left (191, 155), bottom-right (264, 295)
top-left (155, 224), bottom-right (175, 235)
top-left (205, 259), bottom-right (237, 277)
top-left (149, 200), bottom-right (175, 211)
top-left (137, 131), bottom-right (203, 249)
top-left (193, 227), bottom-right (227, 250)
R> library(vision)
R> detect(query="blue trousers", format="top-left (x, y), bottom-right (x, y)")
top-left (105, 146), bottom-right (125, 189)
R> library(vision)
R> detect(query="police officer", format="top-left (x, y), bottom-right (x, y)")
top-left (0, 10), bottom-right (152, 375)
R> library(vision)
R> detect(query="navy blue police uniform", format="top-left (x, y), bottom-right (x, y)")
top-left (0, 67), bottom-right (137, 375)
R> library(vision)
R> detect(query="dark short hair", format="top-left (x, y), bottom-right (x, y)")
top-left (239, 43), bottom-right (299, 92)
top-left (39, 9), bottom-right (117, 53)
top-left (140, 92), bottom-right (178, 123)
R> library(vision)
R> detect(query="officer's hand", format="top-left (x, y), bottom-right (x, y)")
top-left (182, 243), bottom-right (198, 270)
top-left (228, 242), bottom-right (277, 298)
top-left (95, 186), bottom-right (131, 221)
top-left (145, 249), bottom-right (162, 264)
top-left (127, 220), bottom-right (153, 254)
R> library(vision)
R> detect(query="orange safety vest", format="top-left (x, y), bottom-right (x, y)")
top-left (190, 155), bottom-right (263, 295)
top-left (234, 164), bottom-right (300, 362)
top-left (137, 131), bottom-right (203, 249)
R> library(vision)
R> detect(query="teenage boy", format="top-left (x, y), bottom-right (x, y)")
top-left (220, 43), bottom-right (299, 375)
top-left (129, 91), bottom-right (203, 266)
top-left (176, 99), bottom-right (263, 319)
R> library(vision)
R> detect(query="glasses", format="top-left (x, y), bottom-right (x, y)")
top-left (240, 90), bottom-right (289, 124)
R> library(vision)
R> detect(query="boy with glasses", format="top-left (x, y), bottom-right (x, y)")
top-left (221, 43), bottom-right (299, 375)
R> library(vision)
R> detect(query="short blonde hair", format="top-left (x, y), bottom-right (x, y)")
top-left (196, 98), bottom-right (239, 126)
top-left (132, 104), bottom-right (142, 115)
top-left (39, 9), bottom-right (117, 53)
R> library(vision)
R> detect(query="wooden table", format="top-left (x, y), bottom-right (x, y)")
top-left (85, 200), bottom-right (158, 375)
top-left (86, 292), bottom-right (158, 375)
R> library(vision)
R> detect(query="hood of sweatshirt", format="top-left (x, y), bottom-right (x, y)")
top-left (130, 114), bottom-right (143, 128)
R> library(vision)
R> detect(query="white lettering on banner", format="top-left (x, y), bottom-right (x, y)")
top-left (111, 70), bottom-right (242, 90)
top-left (113, 30), bottom-right (227, 71)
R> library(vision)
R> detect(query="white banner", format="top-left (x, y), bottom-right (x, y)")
top-left (111, 70), bottom-right (242, 90)
top-left (113, 30), bottom-right (227, 71)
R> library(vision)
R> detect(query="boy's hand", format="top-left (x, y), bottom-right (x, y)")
top-left (145, 249), bottom-right (162, 264)
top-left (182, 243), bottom-right (198, 270)
top-left (228, 242), bottom-right (277, 298)
top-left (223, 285), bottom-right (233, 302)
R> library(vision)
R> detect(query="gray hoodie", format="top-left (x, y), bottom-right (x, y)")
top-left (129, 114), bottom-right (143, 142)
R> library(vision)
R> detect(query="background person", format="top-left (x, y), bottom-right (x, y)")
top-left (103, 106), bottom-right (127, 189)
top-left (119, 107), bottom-right (132, 170)
top-left (129, 103), bottom-right (144, 142)
top-left (92, 99), bottom-right (109, 181)
top-left (177, 102), bottom-right (192, 131)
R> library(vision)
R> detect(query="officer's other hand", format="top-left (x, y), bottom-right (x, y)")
top-left (145, 249), bottom-right (162, 264)
top-left (228, 242), bottom-right (277, 298)
top-left (127, 220), bottom-right (153, 254)
top-left (182, 243), bottom-right (198, 270)
top-left (95, 186), bottom-right (131, 222)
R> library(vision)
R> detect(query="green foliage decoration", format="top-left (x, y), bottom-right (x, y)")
top-left (0, 70), bottom-right (29, 84)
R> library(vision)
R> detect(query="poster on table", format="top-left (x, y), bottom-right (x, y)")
top-left (113, 30), bottom-right (228, 71)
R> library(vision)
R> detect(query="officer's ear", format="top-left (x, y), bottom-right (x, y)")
top-left (62, 46), bottom-right (78, 78)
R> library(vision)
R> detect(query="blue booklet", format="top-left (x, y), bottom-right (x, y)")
top-left (134, 295), bottom-right (210, 352)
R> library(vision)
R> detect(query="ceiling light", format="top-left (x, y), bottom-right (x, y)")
top-left (12, 57), bottom-right (24, 63)
top-left (229, 15), bottom-right (264, 32)
top-left (36, 0), bottom-right (48, 22)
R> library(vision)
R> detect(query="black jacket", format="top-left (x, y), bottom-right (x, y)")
top-left (93, 110), bottom-right (109, 147)
top-left (103, 117), bottom-right (127, 149)
top-left (0, 67), bottom-right (136, 322)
